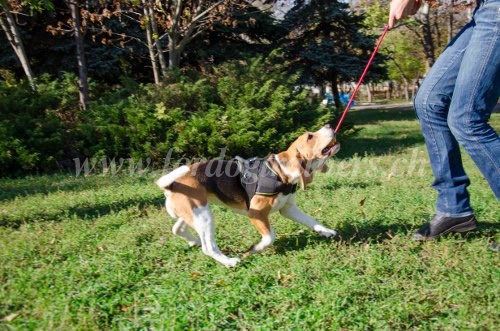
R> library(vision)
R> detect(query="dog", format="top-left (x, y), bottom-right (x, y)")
top-left (156, 124), bottom-right (340, 267)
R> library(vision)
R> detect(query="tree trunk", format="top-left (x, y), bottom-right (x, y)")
top-left (144, 0), bottom-right (167, 77)
top-left (433, 10), bottom-right (442, 49)
top-left (331, 76), bottom-right (341, 110)
top-left (467, 4), bottom-right (473, 21)
top-left (151, 16), bottom-right (168, 76)
top-left (421, 2), bottom-right (436, 70)
top-left (318, 84), bottom-right (326, 101)
top-left (391, 59), bottom-right (410, 101)
top-left (142, 2), bottom-right (160, 85)
top-left (168, 35), bottom-right (181, 69)
top-left (403, 81), bottom-right (409, 101)
top-left (0, 2), bottom-right (36, 90)
top-left (68, 0), bottom-right (89, 110)
top-left (365, 84), bottom-right (372, 103)
top-left (447, 0), bottom-right (454, 44)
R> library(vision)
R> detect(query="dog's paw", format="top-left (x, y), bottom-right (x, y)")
top-left (222, 257), bottom-right (241, 268)
top-left (188, 240), bottom-right (201, 247)
top-left (313, 225), bottom-right (337, 238)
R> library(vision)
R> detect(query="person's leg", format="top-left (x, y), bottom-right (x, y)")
top-left (447, 0), bottom-right (500, 200)
top-left (414, 21), bottom-right (475, 217)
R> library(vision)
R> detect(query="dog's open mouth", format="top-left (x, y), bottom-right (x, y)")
top-left (321, 140), bottom-right (340, 156)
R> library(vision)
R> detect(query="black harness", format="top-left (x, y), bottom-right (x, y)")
top-left (234, 155), bottom-right (297, 209)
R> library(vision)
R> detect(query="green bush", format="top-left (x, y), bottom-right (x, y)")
top-left (0, 75), bottom-right (72, 174)
top-left (0, 55), bottom-right (349, 176)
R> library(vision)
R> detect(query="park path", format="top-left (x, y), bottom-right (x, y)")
top-left (351, 102), bottom-right (413, 111)
top-left (352, 102), bottom-right (500, 112)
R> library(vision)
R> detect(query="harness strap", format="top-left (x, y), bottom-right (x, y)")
top-left (235, 156), bottom-right (297, 209)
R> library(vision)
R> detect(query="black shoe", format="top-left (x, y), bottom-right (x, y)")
top-left (412, 214), bottom-right (478, 241)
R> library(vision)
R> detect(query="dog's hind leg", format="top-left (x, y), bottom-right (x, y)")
top-left (165, 192), bottom-right (202, 247)
top-left (172, 219), bottom-right (201, 247)
top-left (192, 205), bottom-right (240, 268)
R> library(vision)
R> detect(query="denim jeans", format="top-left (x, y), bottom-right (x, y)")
top-left (414, 0), bottom-right (500, 217)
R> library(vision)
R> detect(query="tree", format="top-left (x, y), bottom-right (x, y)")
top-left (141, 0), bottom-right (161, 84)
top-left (387, 0), bottom-right (471, 71)
top-left (357, 0), bottom-right (472, 73)
top-left (66, 0), bottom-right (89, 110)
top-left (150, 0), bottom-right (241, 69)
top-left (0, 0), bottom-right (45, 89)
top-left (355, 0), bottom-right (424, 100)
top-left (78, 1), bottom-right (251, 83)
top-left (280, 0), bottom-right (386, 109)
top-left (384, 30), bottom-right (425, 100)
top-left (184, 2), bottom-right (280, 71)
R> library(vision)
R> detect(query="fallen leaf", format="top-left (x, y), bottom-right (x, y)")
top-left (3, 313), bottom-right (19, 322)
top-left (119, 304), bottom-right (135, 312)
top-left (215, 279), bottom-right (227, 287)
top-left (191, 271), bottom-right (202, 280)
top-left (359, 198), bottom-right (366, 207)
top-left (277, 271), bottom-right (296, 284)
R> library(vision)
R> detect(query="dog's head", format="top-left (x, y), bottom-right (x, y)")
top-left (272, 124), bottom-right (340, 190)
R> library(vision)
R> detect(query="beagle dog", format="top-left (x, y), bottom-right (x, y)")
top-left (156, 124), bottom-right (340, 267)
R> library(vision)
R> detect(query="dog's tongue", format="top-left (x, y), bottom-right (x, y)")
top-left (326, 137), bottom-right (336, 148)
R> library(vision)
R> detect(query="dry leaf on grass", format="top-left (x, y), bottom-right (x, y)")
top-left (3, 313), bottom-right (19, 322)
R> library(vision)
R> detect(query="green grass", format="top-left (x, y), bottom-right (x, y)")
top-left (1, 107), bottom-right (499, 330)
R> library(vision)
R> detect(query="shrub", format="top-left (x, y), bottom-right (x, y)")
top-left (0, 75), bottom-right (70, 174)
top-left (0, 55), bottom-right (352, 176)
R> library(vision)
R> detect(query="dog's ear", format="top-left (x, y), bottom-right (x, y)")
top-left (268, 155), bottom-right (289, 183)
top-left (298, 168), bottom-right (313, 190)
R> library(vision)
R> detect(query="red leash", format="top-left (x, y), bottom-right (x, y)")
top-left (334, 25), bottom-right (390, 134)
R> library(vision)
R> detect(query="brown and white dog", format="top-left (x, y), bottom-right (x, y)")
top-left (156, 124), bottom-right (340, 267)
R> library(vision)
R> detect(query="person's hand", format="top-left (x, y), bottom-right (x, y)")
top-left (388, 0), bottom-right (422, 28)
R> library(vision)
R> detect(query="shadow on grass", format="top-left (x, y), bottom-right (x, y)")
top-left (334, 106), bottom-right (425, 157)
top-left (347, 106), bottom-right (416, 126)
top-left (0, 175), bottom-right (154, 203)
top-left (272, 222), bottom-right (408, 254)
top-left (0, 195), bottom-right (162, 228)
top-left (338, 135), bottom-right (425, 158)
top-left (459, 222), bottom-right (500, 241)
top-left (272, 220), bottom-right (500, 254)
top-left (322, 180), bottom-right (382, 190)
top-left (0, 177), bottom-right (111, 203)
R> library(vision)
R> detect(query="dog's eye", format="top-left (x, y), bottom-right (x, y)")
top-left (307, 133), bottom-right (314, 140)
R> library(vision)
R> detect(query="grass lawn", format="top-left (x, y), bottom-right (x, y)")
top-left (1, 107), bottom-right (499, 330)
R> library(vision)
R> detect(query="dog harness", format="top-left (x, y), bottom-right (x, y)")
top-left (234, 155), bottom-right (297, 209)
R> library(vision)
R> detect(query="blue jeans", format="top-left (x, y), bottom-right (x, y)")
top-left (414, 0), bottom-right (500, 217)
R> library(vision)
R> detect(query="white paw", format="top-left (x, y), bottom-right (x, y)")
top-left (313, 225), bottom-right (337, 238)
top-left (188, 240), bottom-right (201, 247)
top-left (222, 257), bottom-right (241, 268)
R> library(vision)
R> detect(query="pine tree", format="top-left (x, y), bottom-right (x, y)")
top-left (280, 0), bottom-right (386, 109)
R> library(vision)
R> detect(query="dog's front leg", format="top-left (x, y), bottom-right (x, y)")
top-left (280, 203), bottom-right (337, 237)
top-left (245, 201), bottom-right (275, 256)
top-left (245, 216), bottom-right (275, 256)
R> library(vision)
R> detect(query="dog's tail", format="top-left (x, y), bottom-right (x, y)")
top-left (156, 165), bottom-right (190, 189)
